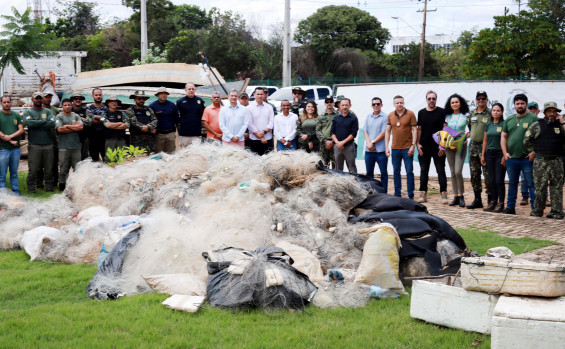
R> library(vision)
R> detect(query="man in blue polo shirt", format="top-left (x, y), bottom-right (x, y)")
top-left (363, 97), bottom-right (388, 191)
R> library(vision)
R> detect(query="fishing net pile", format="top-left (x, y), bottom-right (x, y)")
top-left (0, 144), bottom-right (466, 309)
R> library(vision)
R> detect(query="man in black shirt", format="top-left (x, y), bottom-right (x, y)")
top-left (416, 90), bottom-right (448, 204)
top-left (331, 98), bottom-right (358, 173)
top-left (177, 82), bottom-right (205, 147)
top-left (70, 92), bottom-right (89, 160)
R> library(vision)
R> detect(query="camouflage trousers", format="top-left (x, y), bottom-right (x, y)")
top-left (533, 157), bottom-right (564, 215)
top-left (319, 145), bottom-right (335, 169)
top-left (469, 141), bottom-right (490, 195)
top-left (130, 135), bottom-right (156, 155)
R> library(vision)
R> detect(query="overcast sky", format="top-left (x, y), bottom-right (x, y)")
top-left (6, 0), bottom-right (522, 39)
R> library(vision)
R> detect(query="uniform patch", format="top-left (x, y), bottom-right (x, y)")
top-left (146, 111), bottom-right (150, 116)
top-left (496, 127), bottom-right (502, 133)
top-left (471, 116), bottom-right (477, 122)
top-left (482, 117), bottom-right (488, 123)
top-left (197, 100), bottom-right (201, 104)
top-left (41, 113), bottom-right (46, 119)
top-left (13, 119), bottom-right (17, 125)
top-left (525, 130), bottom-right (531, 137)
top-left (523, 123), bottom-right (529, 128)
top-left (555, 128), bottom-right (561, 134)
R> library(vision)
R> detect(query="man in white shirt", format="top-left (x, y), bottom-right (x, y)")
top-left (274, 100), bottom-right (298, 151)
top-left (219, 89), bottom-right (249, 148)
top-left (247, 88), bottom-right (274, 155)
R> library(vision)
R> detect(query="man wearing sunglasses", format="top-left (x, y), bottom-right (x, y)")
top-left (363, 97), bottom-right (388, 191)
top-left (466, 91), bottom-right (491, 209)
top-left (416, 90), bottom-right (448, 203)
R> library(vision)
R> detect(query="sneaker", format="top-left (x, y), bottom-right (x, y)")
top-left (441, 192), bottom-right (449, 204)
top-left (502, 207), bottom-right (516, 215)
top-left (520, 197), bottom-right (529, 206)
top-left (416, 192), bottom-right (427, 203)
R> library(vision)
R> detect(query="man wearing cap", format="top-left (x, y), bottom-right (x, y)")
top-left (501, 94), bottom-right (538, 214)
top-left (202, 91), bottom-right (223, 142)
top-left (316, 96), bottom-right (337, 167)
top-left (527, 102), bottom-right (540, 117)
top-left (55, 98), bottom-right (83, 191)
top-left (524, 102), bottom-right (565, 219)
top-left (101, 95), bottom-right (129, 160)
top-left (331, 97), bottom-right (358, 173)
top-left (23, 92), bottom-right (56, 193)
top-left (247, 87), bottom-right (274, 155)
top-left (290, 87), bottom-right (307, 116)
top-left (385, 95), bottom-right (417, 199)
top-left (125, 90), bottom-right (157, 154)
top-left (524, 101), bottom-right (550, 207)
top-left (364, 97), bottom-right (388, 191)
top-left (416, 90), bottom-right (448, 203)
top-left (176, 82), bottom-right (204, 148)
top-left (150, 87), bottom-right (178, 154)
top-left (0, 95), bottom-right (24, 195)
top-left (85, 88), bottom-right (109, 161)
top-left (38, 91), bottom-right (60, 190)
top-left (219, 89), bottom-right (248, 148)
top-left (70, 92), bottom-right (89, 160)
top-left (466, 91), bottom-right (491, 209)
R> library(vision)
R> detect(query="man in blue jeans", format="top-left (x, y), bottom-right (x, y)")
top-left (501, 94), bottom-right (538, 214)
top-left (0, 95), bottom-right (24, 195)
top-left (385, 95), bottom-right (418, 199)
top-left (363, 97), bottom-right (388, 192)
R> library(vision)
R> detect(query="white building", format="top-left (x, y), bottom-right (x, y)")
top-left (386, 33), bottom-right (459, 54)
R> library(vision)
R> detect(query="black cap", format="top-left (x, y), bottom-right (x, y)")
top-left (324, 97), bottom-right (334, 103)
top-left (476, 91), bottom-right (488, 98)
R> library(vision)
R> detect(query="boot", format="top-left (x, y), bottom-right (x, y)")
top-left (467, 190), bottom-right (483, 209)
top-left (59, 183), bottom-right (66, 192)
top-left (483, 201), bottom-right (496, 212)
top-left (458, 195), bottom-right (466, 207)
top-left (440, 192), bottom-right (449, 204)
top-left (493, 202), bottom-right (504, 213)
top-left (449, 196), bottom-right (460, 206)
top-left (416, 192), bottom-right (427, 203)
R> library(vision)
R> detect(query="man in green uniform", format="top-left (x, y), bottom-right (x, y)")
top-left (500, 94), bottom-right (539, 214)
top-left (125, 91), bottom-right (157, 154)
top-left (0, 95), bottom-right (24, 195)
top-left (316, 97), bottom-right (336, 168)
top-left (55, 99), bottom-right (83, 191)
top-left (23, 92), bottom-right (56, 193)
top-left (100, 95), bottom-right (129, 162)
top-left (466, 91), bottom-right (491, 209)
top-left (37, 91), bottom-right (60, 189)
top-left (524, 102), bottom-right (565, 219)
top-left (70, 92), bottom-right (89, 160)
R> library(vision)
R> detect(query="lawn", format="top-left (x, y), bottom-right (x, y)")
top-left (0, 228), bottom-right (557, 348)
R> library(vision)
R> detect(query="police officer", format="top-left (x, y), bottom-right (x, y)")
top-left (101, 95), bottom-right (129, 161)
top-left (70, 92), bottom-right (89, 160)
top-left (316, 97), bottom-right (336, 168)
top-left (524, 102), bottom-right (565, 219)
top-left (125, 91), bottom-right (157, 154)
top-left (290, 87), bottom-right (307, 115)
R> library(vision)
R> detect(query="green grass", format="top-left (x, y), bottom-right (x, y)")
top-left (6, 172), bottom-right (61, 199)
top-left (458, 229), bottom-right (559, 255)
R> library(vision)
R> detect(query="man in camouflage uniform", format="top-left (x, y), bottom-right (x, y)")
top-left (70, 92), bottom-right (89, 160)
top-left (290, 87), bottom-right (307, 116)
top-left (125, 91), bottom-right (157, 154)
top-left (524, 102), bottom-right (565, 219)
top-left (99, 95), bottom-right (129, 162)
top-left (316, 97), bottom-right (336, 168)
top-left (466, 91), bottom-right (491, 209)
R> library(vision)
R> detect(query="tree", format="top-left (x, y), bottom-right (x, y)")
top-left (0, 7), bottom-right (46, 81)
top-left (464, 11), bottom-right (565, 79)
top-left (46, 0), bottom-right (99, 38)
top-left (392, 42), bottom-right (439, 79)
top-left (525, 0), bottom-right (565, 38)
top-left (294, 5), bottom-right (390, 69)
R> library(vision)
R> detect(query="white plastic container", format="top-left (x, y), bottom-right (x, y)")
top-left (461, 257), bottom-right (565, 297)
top-left (492, 296), bottom-right (565, 349)
top-left (410, 279), bottom-right (500, 334)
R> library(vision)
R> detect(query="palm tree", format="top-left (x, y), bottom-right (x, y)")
top-left (0, 7), bottom-right (45, 82)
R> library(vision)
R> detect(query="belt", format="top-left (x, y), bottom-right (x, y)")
top-left (158, 129), bottom-right (176, 134)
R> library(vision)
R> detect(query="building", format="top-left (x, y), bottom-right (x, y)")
top-left (387, 34), bottom-right (459, 54)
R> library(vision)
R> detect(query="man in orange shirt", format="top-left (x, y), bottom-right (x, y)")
top-left (385, 95), bottom-right (418, 199)
top-left (202, 91), bottom-right (223, 142)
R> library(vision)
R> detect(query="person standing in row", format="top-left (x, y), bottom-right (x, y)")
top-left (444, 94), bottom-right (470, 207)
top-left (177, 83), bottom-right (205, 147)
top-left (150, 87), bottom-right (178, 154)
top-left (363, 97), bottom-right (388, 192)
top-left (316, 97), bottom-right (336, 168)
top-left (247, 88), bottom-right (274, 155)
top-left (85, 88), bottom-right (108, 162)
top-left (274, 100), bottom-right (298, 151)
top-left (385, 95), bottom-right (417, 199)
top-left (55, 98), bottom-right (83, 191)
top-left (524, 102), bottom-right (565, 219)
top-left (466, 91), bottom-right (491, 209)
top-left (101, 96), bottom-right (129, 160)
top-left (202, 92), bottom-right (223, 143)
top-left (219, 89), bottom-right (248, 148)
top-left (23, 92), bottom-right (56, 193)
top-left (481, 103), bottom-right (505, 212)
top-left (70, 92), bottom-right (89, 160)
top-left (331, 98), bottom-right (358, 173)
top-left (501, 94), bottom-right (538, 214)
top-left (297, 101), bottom-right (319, 153)
top-left (416, 90), bottom-right (448, 203)
top-left (290, 87), bottom-right (307, 116)
top-left (125, 91), bottom-right (157, 154)
top-left (0, 95), bottom-right (24, 195)
top-left (39, 91), bottom-right (59, 190)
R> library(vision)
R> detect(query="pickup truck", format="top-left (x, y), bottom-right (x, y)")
top-left (266, 85), bottom-right (333, 114)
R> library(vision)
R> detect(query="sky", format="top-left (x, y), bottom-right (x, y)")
top-left (5, 0), bottom-right (523, 40)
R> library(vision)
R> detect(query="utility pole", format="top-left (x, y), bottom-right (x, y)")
top-left (416, 0), bottom-right (436, 81)
top-left (140, 0), bottom-right (148, 62)
top-left (282, 0), bottom-right (291, 87)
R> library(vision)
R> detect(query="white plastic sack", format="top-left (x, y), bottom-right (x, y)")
top-left (354, 223), bottom-right (406, 294)
top-left (20, 226), bottom-right (63, 261)
top-left (76, 206), bottom-right (110, 223)
top-left (80, 215), bottom-right (139, 237)
top-left (162, 295), bottom-right (206, 313)
top-left (486, 246), bottom-right (515, 259)
top-left (275, 240), bottom-right (324, 283)
top-left (143, 274), bottom-right (207, 296)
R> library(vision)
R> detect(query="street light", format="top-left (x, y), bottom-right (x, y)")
top-left (391, 16), bottom-right (421, 36)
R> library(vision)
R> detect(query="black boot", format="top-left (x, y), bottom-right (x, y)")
top-left (459, 195), bottom-right (466, 207)
top-left (467, 190), bottom-right (483, 209)
top-left (59, 183), bottom-right (66, 192)
top-left (483, 201), bottom-right (496, 212)
top-left (449, 196), bottom-right (460, 206)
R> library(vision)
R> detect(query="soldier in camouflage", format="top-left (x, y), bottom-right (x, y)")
top-left (466, 91), bottom-right (491, 209)
top-left (125, 91), bottom-right (157, 154)
top-left (524, 101), bottom-right (565, 219)
top-left (316, 97), bottom-right (336, 168)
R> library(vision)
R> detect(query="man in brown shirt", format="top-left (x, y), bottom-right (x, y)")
top-left (385, 95), bottom-right (417, 199)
